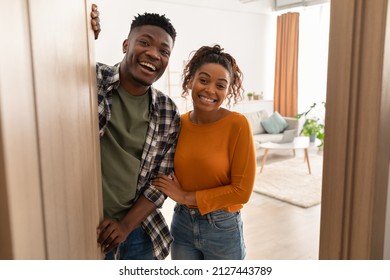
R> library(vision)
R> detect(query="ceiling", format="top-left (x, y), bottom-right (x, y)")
top-left (148, 0), bottom-right (275, 15)
top-left (148, 0), bottom-right (330, 14)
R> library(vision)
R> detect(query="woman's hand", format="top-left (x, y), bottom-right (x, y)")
top-left (97, 218), bottom-right (129, 253)
top-left (152, 173), bottom-right (196, 206)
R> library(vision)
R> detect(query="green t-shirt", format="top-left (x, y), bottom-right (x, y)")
top-left (100, 86), bottom-right (150, 220)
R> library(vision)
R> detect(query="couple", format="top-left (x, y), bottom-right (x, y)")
top-left (92, 5), bottom-right (256, 260)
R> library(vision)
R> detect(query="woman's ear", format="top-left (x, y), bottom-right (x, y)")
top-left (122, 39), bottom-right (128, 53)
top-left (188, 78), bottom-right (194, 89)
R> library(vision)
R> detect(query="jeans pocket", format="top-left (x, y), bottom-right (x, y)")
top-left (173, 203), bottom-right (182, 213)
top-left (210, 210), bottom-right (238, 231)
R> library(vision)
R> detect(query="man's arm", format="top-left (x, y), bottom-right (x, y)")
top-left (142, 107), bottom-right (181, 208)
top-left (97, 196), bottom-right (156, 254)
top-left (97, 99), bottom-right (180, 253)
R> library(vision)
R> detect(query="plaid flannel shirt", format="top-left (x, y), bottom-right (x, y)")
top-left (96, 62), bottom-right (180, 260)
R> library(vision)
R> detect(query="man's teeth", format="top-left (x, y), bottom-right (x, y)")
top-left (200, 96), bottom-right (216, 103)
top-left (140, 62), bottom-right (156, 71)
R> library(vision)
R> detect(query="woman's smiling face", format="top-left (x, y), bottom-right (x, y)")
top-left (189, 63), bottom-right (231, 112)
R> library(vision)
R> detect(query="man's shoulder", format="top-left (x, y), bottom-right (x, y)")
top-left (96, 62), bottom-right (120, 76)
top-left (152, 87), bottom-right (168, 98)
top-left (151, 87), bottom-right (177, 105)
top-left (150, 87), bottom-right (181, 117)
top-left (96, 62), bottom-right (120, 89)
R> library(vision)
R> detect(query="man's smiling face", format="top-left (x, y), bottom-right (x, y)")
top-left (121, 25), bottom-right (173, 89)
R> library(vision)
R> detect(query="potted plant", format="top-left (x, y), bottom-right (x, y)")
top-left (247, 92), bottom-right (253, 100)
top-left (301, 118), bottom-right (320, 142)
top-left (316, 123), bottom-right (325, 149)
top-left (295, 102), bottom-right (326, 147)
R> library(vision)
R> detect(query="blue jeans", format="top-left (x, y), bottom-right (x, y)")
top-left (171, 204), bottom-right (246, 260)
top-left (105, 226), bottom-right (154, 260)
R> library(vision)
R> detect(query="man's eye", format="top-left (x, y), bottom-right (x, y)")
top-left (139, 40), bottom-right (149, 46)
top-left (161, 50), bottom-right (170, 57)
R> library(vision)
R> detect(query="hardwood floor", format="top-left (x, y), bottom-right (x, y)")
top-left (242, 192), bottom-right (320, 260)
top-left (244, 148), bottom-right (321, 260)
top-left (161, 148), bottom-right (322, 260)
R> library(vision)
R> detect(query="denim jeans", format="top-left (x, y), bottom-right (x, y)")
top-left (105, 226), bottom-right (154, 260)
top-left (170, 204), bottom-right (246, 260)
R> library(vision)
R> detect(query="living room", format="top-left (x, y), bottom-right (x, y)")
top-left (1, 0), bottom-right (388, 264)
top-left (93, 0), bottom-right (330, 260)
top-left (89, 0), bottom-right (390, 261)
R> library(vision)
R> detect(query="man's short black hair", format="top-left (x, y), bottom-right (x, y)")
top-left (131, 13), bottom-right (177, 42)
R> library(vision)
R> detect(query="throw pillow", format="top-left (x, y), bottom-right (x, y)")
top-left (261, 111), bottom-right (288, 134)
top-left (243, 110), bottom-right (268, 134)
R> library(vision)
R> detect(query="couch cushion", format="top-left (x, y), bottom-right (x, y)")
top-left (243, 110), bottom-right (268, 134)
top-left (253, 133), bottom-right (284, 144)
top-left (261, 111), bottom-right (288, 134)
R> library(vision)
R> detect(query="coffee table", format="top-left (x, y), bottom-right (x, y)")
top-left (258, 136), bottom-right (316, 174)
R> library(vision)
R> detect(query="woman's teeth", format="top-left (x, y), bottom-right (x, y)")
top-left (199, 96), bottom-right (216, 103)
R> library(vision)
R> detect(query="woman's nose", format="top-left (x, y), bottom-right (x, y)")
top-left (205, 86), bottom-right (216, 94)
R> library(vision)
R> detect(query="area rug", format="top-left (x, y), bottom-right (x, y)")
top-left (253, 154), bottom-right (323, 208)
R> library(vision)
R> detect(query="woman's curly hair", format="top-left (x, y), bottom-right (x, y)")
top-left (181, 45), bottom-right (244, 107)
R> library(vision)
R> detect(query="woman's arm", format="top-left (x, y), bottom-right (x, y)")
top-left (153, 116), bottom-right (256, 215)
top-left (152, 172), bottom-right (196, 206)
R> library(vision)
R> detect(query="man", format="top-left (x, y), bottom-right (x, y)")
top-left (92, 5), bottom-right (180, 260)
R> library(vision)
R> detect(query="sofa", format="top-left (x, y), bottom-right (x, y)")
top-left (243, 110), bottom-right (299, 145)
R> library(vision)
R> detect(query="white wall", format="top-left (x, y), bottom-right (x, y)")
top-left (93, 0), bottom-right (277, 108)
top-left (93, 0), bottom-right (329, 116)
top-left (297, 4), bottom-right (330, 121)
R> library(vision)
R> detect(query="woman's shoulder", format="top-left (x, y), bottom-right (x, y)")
top-left (229, 111), bottom-right (250, 125)
top-left (180, 111), bottom-right (191, 121)
top-left (228, 111), bottom-right (253, 133)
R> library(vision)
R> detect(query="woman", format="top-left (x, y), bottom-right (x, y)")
top-left (152, 45), bottom-right (256, 260)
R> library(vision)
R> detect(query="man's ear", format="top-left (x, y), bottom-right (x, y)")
top-left (122, 39), bottom-right (128, 53)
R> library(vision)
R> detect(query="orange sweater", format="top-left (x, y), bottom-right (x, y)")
top-left (174, 111), bottom-right (256, 215)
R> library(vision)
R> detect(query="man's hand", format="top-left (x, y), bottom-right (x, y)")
top-left (91, 4), bottom-right (101, 40)
top-left (97, 218), bottom-right (129, 253)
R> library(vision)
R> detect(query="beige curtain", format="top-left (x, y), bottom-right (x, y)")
top-left (274, 12), bottom-right (299, 117)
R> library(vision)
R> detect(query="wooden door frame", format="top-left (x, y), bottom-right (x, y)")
top-left (319, 0), bottom-right (390, 259)
top-left (0, 0), bottom-right (101, 259)
top-left (0, 0), bottom-right (46, 259)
